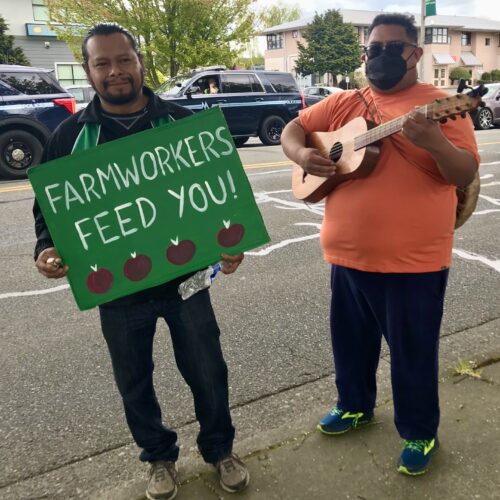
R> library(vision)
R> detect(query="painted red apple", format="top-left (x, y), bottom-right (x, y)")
top-left (124, 252), bottom-right (152, 281)
top-left (217, 220), bottom-right (244, 248)
top-left (86, 265), bottom-right (113, 294)
top-left (166, 237), bottom-right (196, 265)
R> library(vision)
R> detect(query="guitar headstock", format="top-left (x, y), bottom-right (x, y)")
top-left (429, 84), bottom-right (487, 123)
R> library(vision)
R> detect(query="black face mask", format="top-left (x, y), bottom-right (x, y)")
top-left (365, 51), bottom-right (415, 90)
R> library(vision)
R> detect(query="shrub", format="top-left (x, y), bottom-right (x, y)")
top-left (449, 67), bottom-right (471, 83)
top-left (491, 69), bottom-right (500, 82)
top-left (481, 72), bottom-right (491, 82)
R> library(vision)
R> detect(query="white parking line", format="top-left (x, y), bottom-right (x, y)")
top-left (452, 249), bottom-right (500, 272)
top-left (0, 284), bottom-right (70, 299)
top-left (248, 168), bottom-right (292, 177)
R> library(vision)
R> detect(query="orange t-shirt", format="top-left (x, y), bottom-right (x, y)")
top-left (298, 83), bottom-right (480, 273)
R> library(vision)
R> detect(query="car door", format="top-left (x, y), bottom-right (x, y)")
top-left (492, 86), bottom-right (500, 122)
top-left (304, 87), bottom-right (321, 107)
top-left (181, 74), bottom-right (223, 115)
top-left (219, 73), bottom-right (264, 136)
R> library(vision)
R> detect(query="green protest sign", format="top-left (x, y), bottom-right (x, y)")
top-left (29, 107), bottom-right (270, 310)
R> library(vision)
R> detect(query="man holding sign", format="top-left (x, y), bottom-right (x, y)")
top-left (33, 23), bottom-right (250, 499)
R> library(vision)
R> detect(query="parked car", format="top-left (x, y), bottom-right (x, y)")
top-left (470, 82), bottom-right (500, 130)
top-left (155, 68), bottom-right (304, 146)
top-left (0, 64), bottom-right (76, 179)
top-left (65, 84), bottom-right (95, 111)
top-left (303, 85), bottom-right (344, 107)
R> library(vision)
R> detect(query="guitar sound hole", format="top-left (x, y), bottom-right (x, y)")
top-left (330, 142), bottom-right (343, 162)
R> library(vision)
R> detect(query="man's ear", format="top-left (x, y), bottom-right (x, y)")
top-left (413, 46), bottom-right (424, 62)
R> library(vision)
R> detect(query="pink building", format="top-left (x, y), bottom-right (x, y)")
top-left (262, 9), bottom-right (500, 89)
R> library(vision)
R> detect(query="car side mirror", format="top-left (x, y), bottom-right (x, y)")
top-left (496, 94), bottom-right (500, 101)
top-left (185, 85), bottom-right (201, 98)
top-left (175, 82), bottom-right (182, 87)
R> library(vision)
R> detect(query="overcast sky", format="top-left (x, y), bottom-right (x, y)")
top-left (257, 0), bottom-right (500, 22)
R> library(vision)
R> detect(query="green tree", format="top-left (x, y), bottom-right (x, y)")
top-left (46, 0), bottom-right (256, 87)
top-left (0, 16), bottom-right (30, 65)
top-left (294, 10), bottom-right (361, 85)
top-left (258, 2), bottom-right (301, 29)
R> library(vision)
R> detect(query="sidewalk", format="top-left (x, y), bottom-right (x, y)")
top-left (2, 320), bottom-right (499, 500)
top-left (97, 319), bottom-right (500, 500)
top-left (171, 360), bottom-right (500, 500)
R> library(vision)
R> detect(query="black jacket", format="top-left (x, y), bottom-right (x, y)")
top-left (33, 87), bottom-right (194, 307)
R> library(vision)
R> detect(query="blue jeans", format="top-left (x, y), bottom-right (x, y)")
top-left (98, 290), bottom-right (235, 463)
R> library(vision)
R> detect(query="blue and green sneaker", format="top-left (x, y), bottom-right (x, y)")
top-left (317, 407), bottom-right (374, 435)
top-left (398, 438), bottom-right (440, 476)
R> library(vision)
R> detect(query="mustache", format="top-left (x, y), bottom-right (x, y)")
top-left (104, 77), bottom-right (133, 88)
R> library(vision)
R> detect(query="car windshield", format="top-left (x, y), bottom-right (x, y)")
top-left (155, 76), bottom-right (190, 95)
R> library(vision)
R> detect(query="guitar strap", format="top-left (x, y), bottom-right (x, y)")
top-left (355, 89), bottom-right (383, 125)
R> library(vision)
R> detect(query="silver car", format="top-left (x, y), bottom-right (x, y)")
top-left (65, 84), bottom-right (95, 111)
top-left (303, 85), bottom-right (344, 107)
top-left (472, 83), bottom-right (500, 130)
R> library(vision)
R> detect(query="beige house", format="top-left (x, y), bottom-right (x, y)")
top-left (262, 9), bottom-right (500, 89)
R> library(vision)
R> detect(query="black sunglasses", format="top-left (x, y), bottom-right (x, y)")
top-left (363, 41), bottom-right (417, 59)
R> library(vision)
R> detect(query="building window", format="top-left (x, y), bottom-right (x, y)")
top-left (267, 33), bottom-right (283, 50)
top-left (292, 30), bottom-right (299, 38)
top-left (357, 26), bottom-right (369, 44)
top-left (461, 31), bottom-right (472, 46)
top-left (485, 37), bottom-right (490, 46)
top-left (32, 0), bottom-right (49, 22)
top-left (425, 27), bottom-right (449, 44)
top-left (55, 63), bottom-right (87, 87)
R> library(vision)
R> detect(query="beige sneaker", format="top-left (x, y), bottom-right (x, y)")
top-left (215, 453), bottom-right (250, 493)
top-left (146, 461), bottom-right (178, 500)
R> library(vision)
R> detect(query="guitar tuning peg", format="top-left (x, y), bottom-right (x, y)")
top-left (460, 112), bottom-right (466, 118)
top-left (479, 101), bottom-right (486, 107)
top-left (449, 115), bottom-right (457, 120)
top-left (439, 117), bottom-right (448, 124)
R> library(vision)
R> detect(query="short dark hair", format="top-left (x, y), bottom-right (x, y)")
top-left (367, 13), bottom-right (419, 44)
top-left (82, 23), bottom-right (140, 64)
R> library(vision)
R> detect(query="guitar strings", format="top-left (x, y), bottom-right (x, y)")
top-left (326, 97), bottom-right (468, 160)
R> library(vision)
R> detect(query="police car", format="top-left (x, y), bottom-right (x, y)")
top-left (155, 67), bottom-right (304, 146)
top-left (0, 65), bottom-right (76, 179)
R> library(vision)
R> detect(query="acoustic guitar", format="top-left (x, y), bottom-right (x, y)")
top-left (292, 85), bottom-right (487, 204)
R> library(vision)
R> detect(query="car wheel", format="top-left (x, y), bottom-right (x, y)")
top-left (475, 108), bottom-right (493, 130)
top-left (233, 136), bottom-right (249, 147)
top-left (259, 115), bottom-right (286, 146)
top-left (0, 130), bottom-right (44, 179)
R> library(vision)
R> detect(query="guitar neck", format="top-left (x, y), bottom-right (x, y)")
top-left (354, 104), bottom-right (430, 150)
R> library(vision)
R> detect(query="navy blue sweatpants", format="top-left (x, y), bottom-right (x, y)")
top-left (330, 265), bottom-right (449, 440)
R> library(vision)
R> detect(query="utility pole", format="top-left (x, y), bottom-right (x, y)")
top-left (420, 0), bottom-right (426, 82)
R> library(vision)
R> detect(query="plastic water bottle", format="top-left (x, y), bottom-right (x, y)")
top-left (178, 263), bottom-right (221, 300)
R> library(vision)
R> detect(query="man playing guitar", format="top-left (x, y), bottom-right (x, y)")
top-left (281, 13), bottom-right (479, 476)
